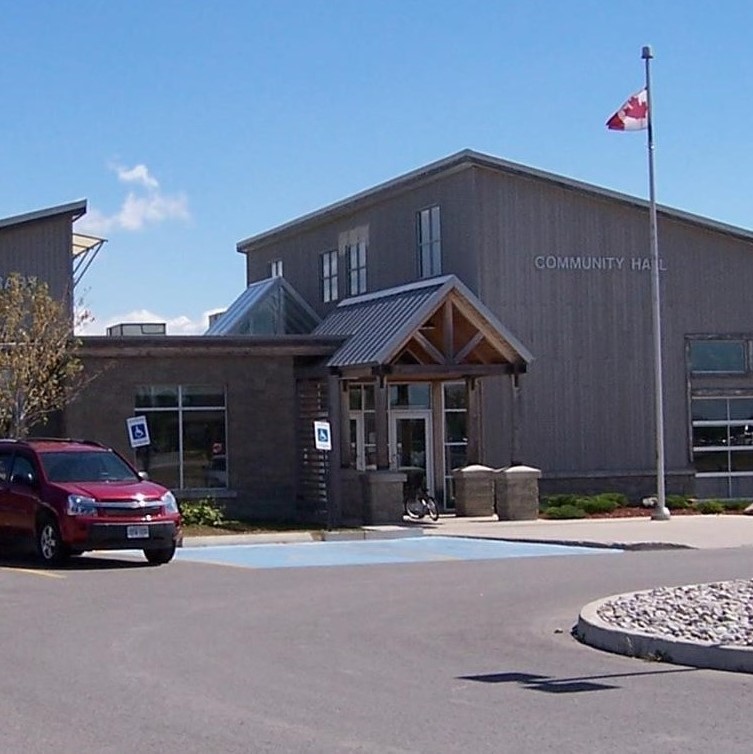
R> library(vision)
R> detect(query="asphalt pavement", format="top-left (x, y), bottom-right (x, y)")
top-left (182, 513), bottom-right (753, 676)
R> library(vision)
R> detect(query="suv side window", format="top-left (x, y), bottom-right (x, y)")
top-left (0, 451), bottom-right (13, 483)
top-left (9, 455), bottom-right (37, 486)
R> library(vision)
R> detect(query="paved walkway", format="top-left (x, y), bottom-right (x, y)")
top-left (183, 513), bottom-right (753, 550)
top-left (414, 513), bottom-right (753, 550)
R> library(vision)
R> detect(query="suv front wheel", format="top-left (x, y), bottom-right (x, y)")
top-left (143, 544), bottom-right (176, 565)
top-left (36, 516), bottom-right (69, 566)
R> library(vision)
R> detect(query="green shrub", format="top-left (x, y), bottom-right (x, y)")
top-left (540, 494), bottom-right (580, 509)
top-left (179, 498), bottom-right (226, 527)
top-left (579, 496), bottom-right (619, 515)
top-left (544, 504), bottom-right (587, 520)
top-left (695, 500), bottom-right (725, 515)
top-left (593, 492), bottom-right (629, 508)
top-left (723, 499), bottom-right (752, 512)
top-left (666, 495), bottom-right (691, 510)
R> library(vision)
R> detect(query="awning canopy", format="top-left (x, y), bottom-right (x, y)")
top-left (313, 275), bottom-right (532, 380)
top-left (72, 232), bottom-right (106, 289)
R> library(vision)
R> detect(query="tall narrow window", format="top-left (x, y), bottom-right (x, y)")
top-left (270, 259), bottom-right (283, 278)
top-left (348, 240), bottom-right (367, 295)
top-left (320, 250), bottom-right (338, 303)
top-left (442, 382), bottom-right (467, 509)
top-left (417, 206), bottom-right (441, 278)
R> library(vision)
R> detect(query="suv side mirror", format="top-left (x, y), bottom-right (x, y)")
top-left (138, 471), bottom-right (150, 481)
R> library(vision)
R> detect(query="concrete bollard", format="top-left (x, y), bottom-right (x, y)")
top-left (453, 465), bottom-right (495, 517)
top-left (494, 465), bottom-right (542, 521)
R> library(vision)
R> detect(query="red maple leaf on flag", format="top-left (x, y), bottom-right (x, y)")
top-left (606, 88), bottom-right (649, 131)
top-left (624, 93), bottom-right (648, 120)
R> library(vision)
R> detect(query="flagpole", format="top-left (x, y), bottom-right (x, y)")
top-left (643, 44), bottom-right (670, 521)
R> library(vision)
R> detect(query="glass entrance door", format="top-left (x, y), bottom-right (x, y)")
top-left (390, 412), bottom-right (433, 495)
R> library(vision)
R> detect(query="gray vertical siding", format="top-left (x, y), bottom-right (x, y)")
top-left (244, 169), bottom-right (480, 316)
top-left (0, 214), bottom-right (73, 311)
top-left (472, 165), bottom-right (753, 482)
top-left (239, 157), bottom-right (753, 493)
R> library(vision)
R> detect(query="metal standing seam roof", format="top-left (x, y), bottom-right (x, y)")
top-left (313, 274), bottom-right (533, 369)
top-left (236, 150), bottom-right (753, 253)
top-left (0, 199), bottom-right (87, 231)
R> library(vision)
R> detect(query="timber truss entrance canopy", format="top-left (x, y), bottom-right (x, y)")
top-left (313, 274), bottom-right (532, 378)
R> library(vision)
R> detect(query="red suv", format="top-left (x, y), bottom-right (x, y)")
top-left (0, 438), bottom-right (182, 565)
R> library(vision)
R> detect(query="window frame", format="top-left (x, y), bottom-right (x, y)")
top-left (688, 338), bottom-right (748, 375)
top-left (134, 384), bottom-right (228, 490)
top-left (417, 205), bottom-right (442, 279)
top-left (269, 259), bottom-right (283, 278)
top-left (320, 249), bottom-right (339, 303)
top-left (691, 395), bottom-right (753, 479)
top-left (347, 241), bottom-right (367, 296)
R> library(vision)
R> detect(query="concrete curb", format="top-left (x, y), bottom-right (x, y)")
top-left (182, 526), bottom-right (424, 548)
top-left (576, 592), bottom-right (753, 674)
top-left (424, 533), bottom-right (692, 551)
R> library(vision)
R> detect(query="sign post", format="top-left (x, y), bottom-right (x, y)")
top-left (314, 420), bottom-right (336, 530)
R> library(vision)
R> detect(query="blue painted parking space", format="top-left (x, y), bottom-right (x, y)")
top-left (174, 536), bottom-right (620, 570)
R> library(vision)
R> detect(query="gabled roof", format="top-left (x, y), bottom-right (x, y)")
top-left (0, 199), bottom-right (87, 230)
top-left (237, 150), bottom-right (753, 253)
top-left (313, 274), bottom-right (532, 375)
top-left (205, 276), bottom-right (321, 336)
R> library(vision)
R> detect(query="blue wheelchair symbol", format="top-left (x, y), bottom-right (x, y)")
top-left (317, 428), bottom-right (329, 443)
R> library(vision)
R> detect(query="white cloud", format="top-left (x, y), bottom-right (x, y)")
top-left (75, 307), bottom-right (227, 336)
top-left (76, 163), bottom-right (190, 235)
top-left (115, 163), bottom-right (159, 189)
top-left (118, 191), bottom-right (190, 231)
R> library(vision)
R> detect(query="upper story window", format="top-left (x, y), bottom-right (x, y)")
top-left (320, 249), bottom-right (338, 303)
top-left (270, 259), bottom-right (283, 278)
top-left (347, 241), bottom-right (367, 296)
top-left (689, 339), bottom-right (747, 374)
top-left (417, 206), bottom-right (441, 278)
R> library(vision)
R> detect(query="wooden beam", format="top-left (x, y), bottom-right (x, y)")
top-left (466, 377), bottom-right (480, 465)
top-left (389, 364), bottom-right (516, 378)
top-left (412, 331), bottom-right (446, 365)
top-left (338, 379), bottom-right (352, 469)
top-left (326, 374), bottom-right (343, 528)
top-left (443, 300), bottom-right (454, 361)
top-left (454, 332), bottom-right (485, 364)
top-left (374, 377), bottom-right (390, 470)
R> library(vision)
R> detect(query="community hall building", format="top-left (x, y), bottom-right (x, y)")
top-left (4, 150), bottom-right (753, 523)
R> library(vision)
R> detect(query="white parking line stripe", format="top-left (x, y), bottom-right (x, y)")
top-left (0, 566), bottom-right (65, 579)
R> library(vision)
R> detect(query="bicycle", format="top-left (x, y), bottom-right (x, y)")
top-left (402, 468), bottom-right (439, 521)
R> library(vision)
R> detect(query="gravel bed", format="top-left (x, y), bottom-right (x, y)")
top-left (597, 579), bottom-right (753, 646)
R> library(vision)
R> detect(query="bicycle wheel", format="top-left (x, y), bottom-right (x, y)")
top-left (404, 496), bottom-right (425, 520)
top-left (423, 494), bottom-right (440, 521)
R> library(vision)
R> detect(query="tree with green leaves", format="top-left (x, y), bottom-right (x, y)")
top-left (0, 274), bottom-right (92, 438)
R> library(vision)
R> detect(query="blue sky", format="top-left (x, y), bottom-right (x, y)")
top-left (3, 1), bottom-right (751, 334)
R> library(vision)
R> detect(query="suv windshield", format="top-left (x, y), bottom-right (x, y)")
top-left (40, 451), bottom-right (140, 483)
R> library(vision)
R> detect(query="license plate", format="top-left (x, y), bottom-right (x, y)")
top-left (127, 525), bottom-right (149, 539)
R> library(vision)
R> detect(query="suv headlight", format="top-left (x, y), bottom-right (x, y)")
top-left (161, 491), bottom-right (179, 514)
top-left (67, 494), bottom-right (98, 516)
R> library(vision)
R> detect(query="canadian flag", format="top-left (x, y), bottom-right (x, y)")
top-left (606, 88), bottom-right (648, 131)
